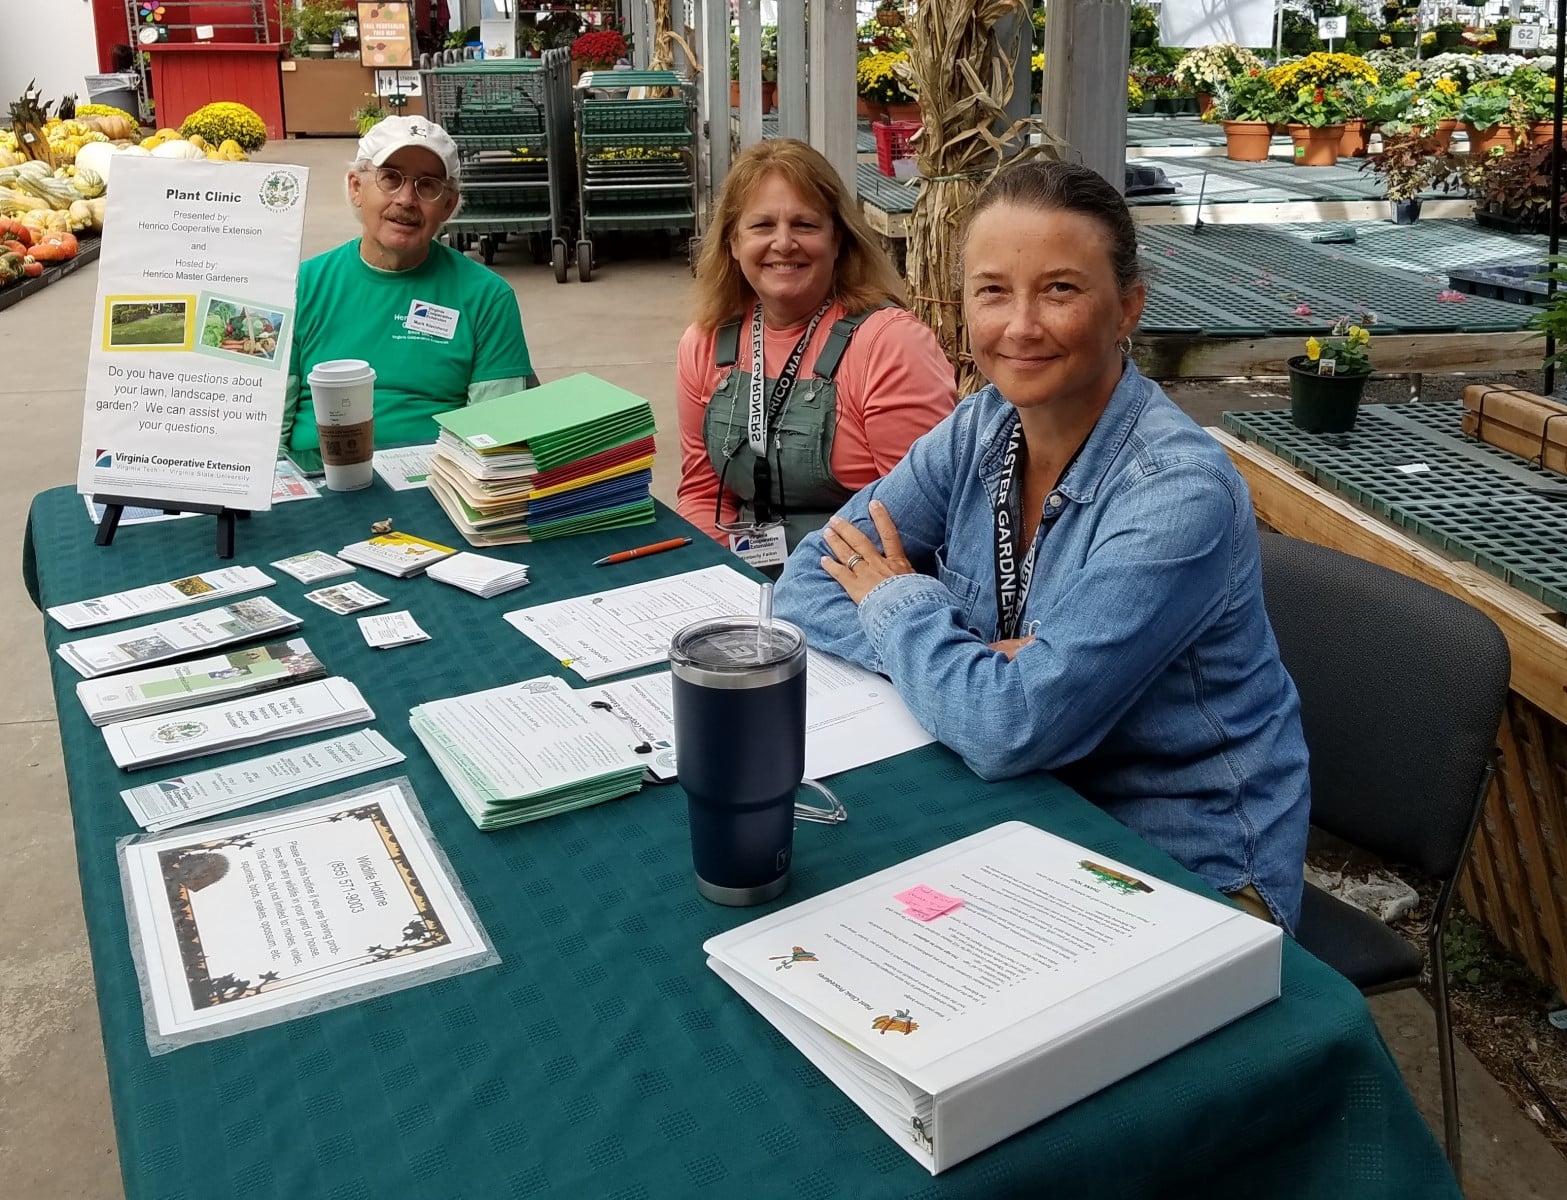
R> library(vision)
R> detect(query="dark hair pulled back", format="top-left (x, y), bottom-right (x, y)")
top-left (965, 159), bottom-right (1142, 292)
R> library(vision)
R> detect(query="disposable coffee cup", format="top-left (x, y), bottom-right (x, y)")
top-left (671, 616), bottom-right (807, 906)
top-left (307, 359), bottom-right (376, 490)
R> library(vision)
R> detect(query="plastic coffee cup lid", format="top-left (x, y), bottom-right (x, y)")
top-left (308, 359), bottom-right (376, 385)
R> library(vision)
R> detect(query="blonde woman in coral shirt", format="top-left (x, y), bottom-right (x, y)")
top-left (676, 139), bottom-right (956, 573)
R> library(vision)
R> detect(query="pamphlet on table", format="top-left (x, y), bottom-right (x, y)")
top-left (409, 676), bottom-right (646, 830)
top-left (272, 459), bottom-right (322, 503)
top-left (359, 610), bottom-right (430, 649)
top-left (120, 729), bottom-right (406, 831)
top-left (303, 581), bottom-right (389, 614)
top-left (270, 550), bottom-right (355, 584)
top-left (119, 778), bottom-right (495, 1053)
top-left (586, 648), bottom-right (934, 781)
top-left (705, 822), bottom-right (1282, 1174)
top-left (47, 565), bottom-right (274, 630)
top-left (57, 597), bottom-right (303, 679)
top-left (77, 638), bottom-right (325, 726)
top-left (101, 677), bottom-right (373, 769)
top-left (338, 531), bottom-right (456, 578)
top-left (372, 444), bottom-right (436, 490)
top-left (77, 157), bottom-right (309, 513)
top-left (425, 551), bottom-right (530, 598)
top-left (503, 563), bottom-right (760, 680)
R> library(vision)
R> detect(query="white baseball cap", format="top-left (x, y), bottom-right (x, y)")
top-left (357, 116), bottom-right (461, 182)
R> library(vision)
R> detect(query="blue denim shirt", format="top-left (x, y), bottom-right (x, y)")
top-left (774, 364), bottom-right (1310, 932)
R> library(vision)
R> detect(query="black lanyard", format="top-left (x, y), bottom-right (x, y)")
top-left (992, 419), bottom-right (1036, 641)
top-left (737, 302), bottom-right (829, 525)
top-left (992, 417), bottom-right (1090, 640)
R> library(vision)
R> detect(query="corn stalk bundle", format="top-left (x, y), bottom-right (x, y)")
top-left (648, 0), bottom-right (701, 81)
top-left (906, 1), bottom-right (1057, 391)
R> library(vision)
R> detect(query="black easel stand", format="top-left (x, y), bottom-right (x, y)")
top-left (92, 495), bottom-right (250, 559)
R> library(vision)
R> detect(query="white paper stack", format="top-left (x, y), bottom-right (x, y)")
top-left (338, 532), bottom-right (457, 578)
top-left (58, 598), bottom-right (305, 680)
top-left (409, 676), bottom-right (645, 830)
top-left (101, 677), bottom-right (374, 770)
top-left (425, 552), bottom-right (531, 598)
top-left (77, 638), bottom-right (326, 726)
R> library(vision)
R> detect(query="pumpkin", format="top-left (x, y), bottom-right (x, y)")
top-left (74, 142), bottom-right (116, 186)
top-left (0, 218), bottom-right (33, 247)
top-left (82, 114), bottom-right (134, 141)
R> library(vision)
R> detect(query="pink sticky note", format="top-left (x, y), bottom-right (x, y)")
top-left (895, 885), bottom-right (964, 920)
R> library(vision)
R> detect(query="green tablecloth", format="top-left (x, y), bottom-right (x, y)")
top-left (26, 482), bottom-right (1458, 1200)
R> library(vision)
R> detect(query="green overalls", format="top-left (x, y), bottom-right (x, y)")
top-left (701, 309), bottom-right (883, 551)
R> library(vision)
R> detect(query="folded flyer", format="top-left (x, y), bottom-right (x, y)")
top-left (76, 638), bottom-right (325, 726)
top-left (58, 597), bottom-right (304, 680)
top-left (47, 566), bottom-right (275, 631)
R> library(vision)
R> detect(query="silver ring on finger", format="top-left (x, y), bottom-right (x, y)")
top-left (845, 553), bottom-right (865, 570)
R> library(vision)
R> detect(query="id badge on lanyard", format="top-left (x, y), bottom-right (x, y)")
top-left (728, 524), bottom-right (789, 569)
top-left (992, 419), bottom-right (1039, 641)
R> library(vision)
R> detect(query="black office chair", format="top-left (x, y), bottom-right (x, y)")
top-left (1257, 533), bottom-right (1511, 1180)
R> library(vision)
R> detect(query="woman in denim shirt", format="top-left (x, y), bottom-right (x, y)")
top-left (773, 160), bottom-right (1311, 932)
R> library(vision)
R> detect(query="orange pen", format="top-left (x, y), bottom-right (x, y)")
top-left (592, 537), bottom-right (693, 566)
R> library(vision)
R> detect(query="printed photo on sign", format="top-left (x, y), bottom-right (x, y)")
top-left (103, 296), bottom-right (197, 352)
top-left (194, 292), bottom-right (290, 369)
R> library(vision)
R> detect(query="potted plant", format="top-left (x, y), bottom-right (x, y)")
top-left (1130, 4), bottom-right (1160, 49)
top-left (1507, 64), bottom-right (1556, 144)
top-left (761, 24), bottom-right (779, 114)
top-left (1213, 70), bottom-right (1287, 160)
top-left (1463, 139), bottom-right (1561, 231)
top-left (1434, 20), bottom-right (1464, 50)
top-left (1126, 73), bottom-right (1145, 115)
top-left (1385, 18), bottom-right (1417, 48)
top-left (1362, 130), bottom-right (1457, 222)
top-left (282, 2), bottom-right (349, 59)
top-left (1284, 83), bottom-right (1353, 165)
top-left (1337, 78), bottom-right (1378, 157)
top-left (1459, 80), bottom-right (1517, 155)
top-left (1280, 8), bottom-right (1318, 53)
top-left (1494, 18), bottom-right (1515, 51)
top-left (517, 25), bottom-right (543, 58)
top-left (1412, 74), bottom-right (1463, 152)
top-left (572, 28), bottom-right (627, 82)
top-left (856, 49), bottom-right (918, 123)
top-left (1173, 43), bottom-right (1265, 115)
top-left (875, 0), bottom-right (905, 28)
top-left (352, 99), bottom-right (387, 136)
top-left (1348, 8), bottom-right (1381, 50)
top-left (1287, 317), bottom-right (1375, 433)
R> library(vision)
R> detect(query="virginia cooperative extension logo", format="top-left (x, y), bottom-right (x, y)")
top-left (95, 448), bottom-right (113, 468)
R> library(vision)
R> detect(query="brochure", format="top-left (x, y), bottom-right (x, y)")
top-left (47, 565), bottom-right (275, 631)
top-left (338, 532), bottom-right (456, 578)
top-left (120, 729), bottom-right (406, 830)
top-left (77, 638), bottom-right (325, 726)
top-left (303, 582), bottom-right (389, 614)
top-left (271, 550), bottom-right (355, 584)
top-left (101, 677), bottom-right (374, 770)
top-left (58, 597), bottom-right (303, 680)
top-left (372, 444), bottom-right (436, 490)
top-left (358, 611), bottom-right (430, 649)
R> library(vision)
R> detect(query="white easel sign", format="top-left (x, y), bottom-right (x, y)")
top-left (76, 157), bottom-right (309, 512)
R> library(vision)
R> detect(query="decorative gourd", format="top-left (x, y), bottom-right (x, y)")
top-left (150, 139), bottom-right (207, 160)
top-left (73, 143), bottom-right (116, 187)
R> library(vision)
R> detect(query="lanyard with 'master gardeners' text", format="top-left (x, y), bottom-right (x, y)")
top-left (991, 418), bottom-right (1038, 642)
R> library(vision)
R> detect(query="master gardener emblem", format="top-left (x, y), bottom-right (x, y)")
top-left (259, 171), bottom-right (301, 212)
top-left (154, 720), bottom-right (208, 744)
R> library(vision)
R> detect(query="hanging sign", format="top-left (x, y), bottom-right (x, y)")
top-left (358, 2), bottom-right (414, 68)
top-left (77, 157), bottom-right (309, 512)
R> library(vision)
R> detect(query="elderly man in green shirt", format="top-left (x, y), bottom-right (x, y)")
top-left (281, 116), bottom-right (536, 471)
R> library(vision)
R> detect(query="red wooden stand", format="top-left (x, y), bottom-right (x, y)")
top-left (145, 43), bottom-right (286, 141)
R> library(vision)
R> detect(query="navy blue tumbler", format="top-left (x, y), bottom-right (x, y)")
top-left (670, 617), bottom-right (807, 906)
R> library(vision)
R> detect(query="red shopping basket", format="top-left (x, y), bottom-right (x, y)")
top-left (873, 120), bottom-right (920, 177)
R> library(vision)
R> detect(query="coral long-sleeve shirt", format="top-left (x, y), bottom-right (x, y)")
top-left (675, 305), bottom-right (957, 540)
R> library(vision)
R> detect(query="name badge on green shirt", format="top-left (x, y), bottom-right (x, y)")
top-left (406, 299), bottom-right (461, 340)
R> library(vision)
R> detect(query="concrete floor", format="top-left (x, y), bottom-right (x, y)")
top-left (1, 138), bottom-right (1563, 1199)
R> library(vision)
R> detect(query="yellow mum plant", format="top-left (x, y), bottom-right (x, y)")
top-left (180, 102), bottom-right (268, 153)
top-left (1267, 52), bottom-right (1379, 93)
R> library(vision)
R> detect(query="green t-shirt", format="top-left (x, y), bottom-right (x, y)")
top-left (282, 239), bottom-right (533, 470)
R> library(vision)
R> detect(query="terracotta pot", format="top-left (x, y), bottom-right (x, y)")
top-left (1288, 123), bottom-right (1345, 166)
top-left (730, 80), bottom-right (740, 108)
top-left (1463, 122), bottom-right (1516, 156)
top-left (1223, 119), bottom-right (1274, 162)
top-left (762, 81), bottom-right (777, 113)
top-left (1197, 93), bottom-right (1215, 116)
top-left (1337, 118), bottom-right (1370, 158)
top-left (1530, 120), bottom-right (1561, 146)
top-left (885, 101), bottom-right (921, 123)
top-left (1414, 118), bottom-right (1458, 153)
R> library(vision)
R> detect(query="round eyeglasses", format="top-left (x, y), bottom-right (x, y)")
top-left (367, 166), bottom-right (454, 204)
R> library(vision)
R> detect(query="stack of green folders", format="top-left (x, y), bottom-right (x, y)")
top-left (428, 373), bottom-right (657, 546)
top-left (409, 678), bottom-right (647, 830)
